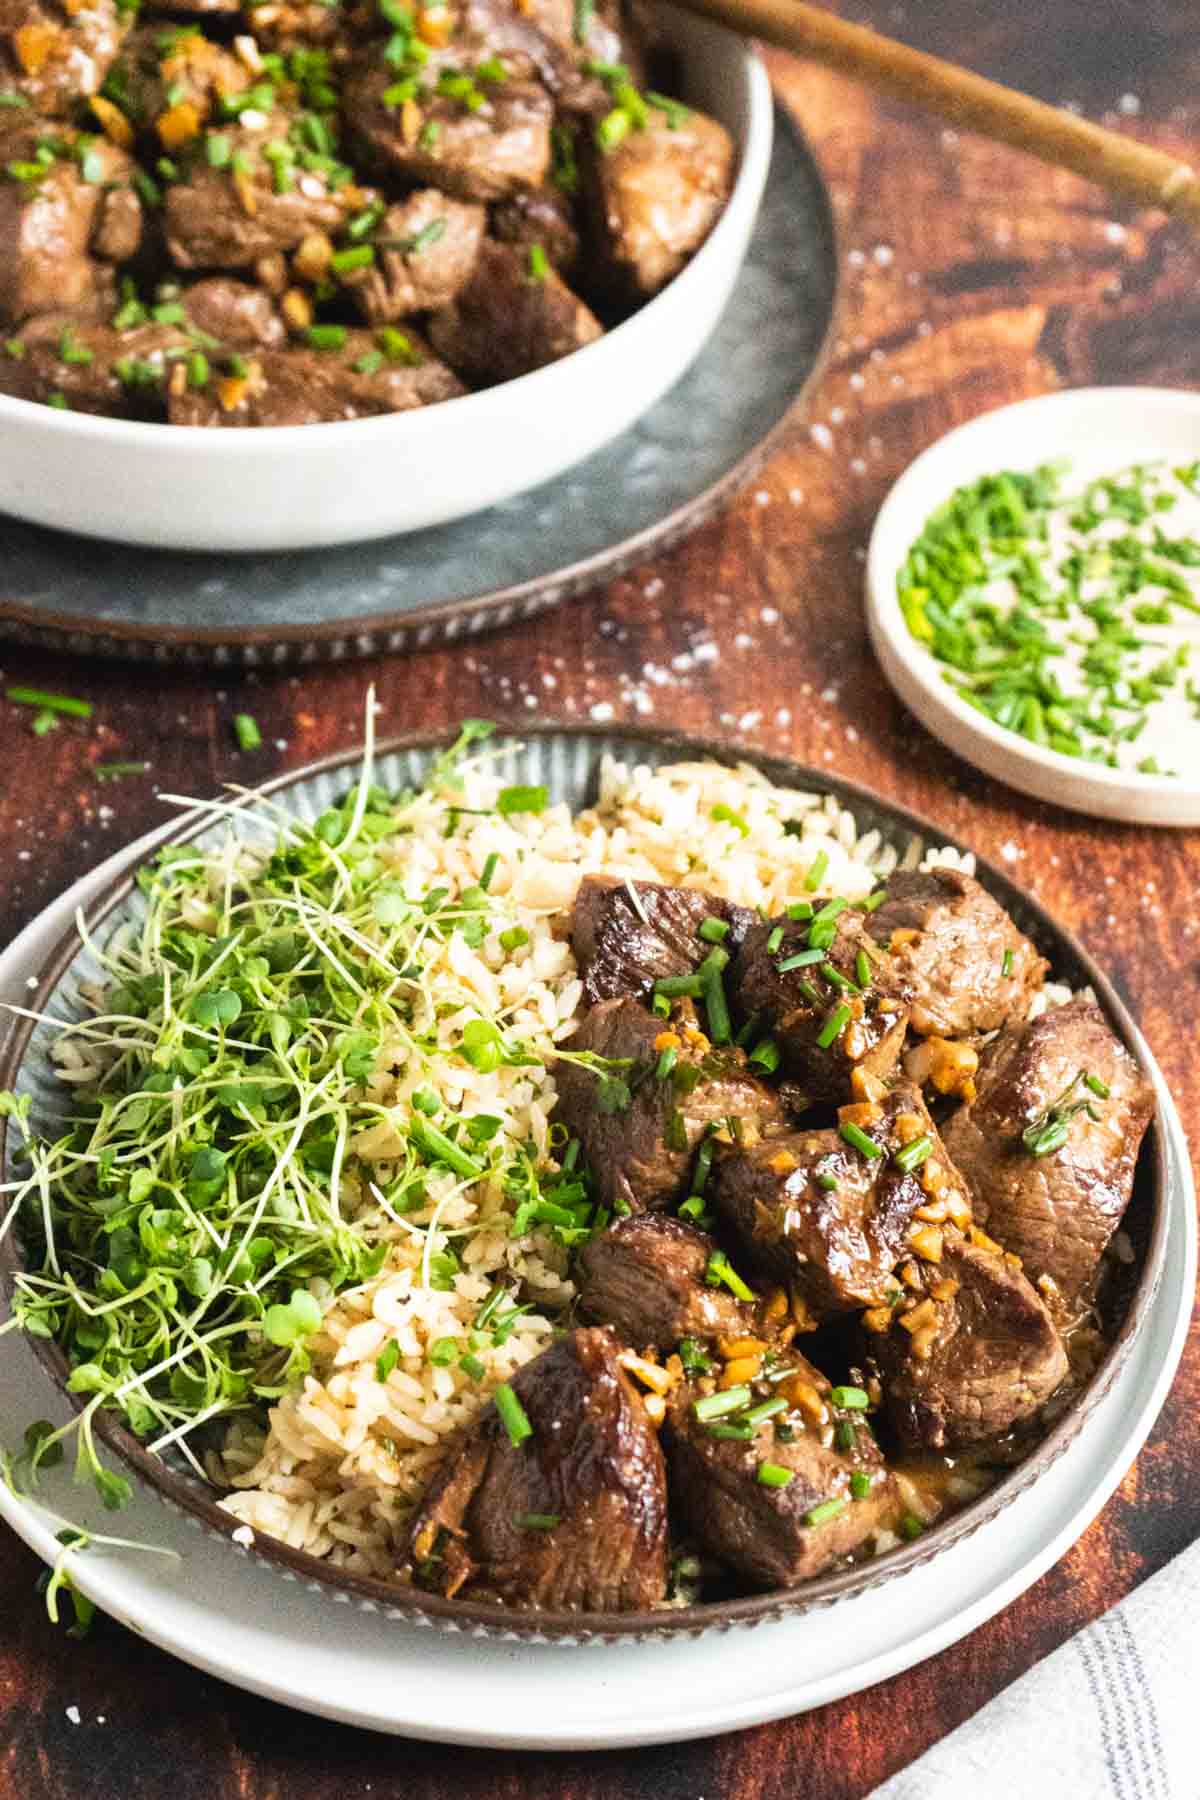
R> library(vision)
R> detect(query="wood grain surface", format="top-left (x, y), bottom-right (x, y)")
top-left (1, 2), bottom-right (1198, 1794)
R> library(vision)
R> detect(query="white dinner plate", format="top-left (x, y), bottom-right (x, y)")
top-left (0, 797), bottom-right (1192, 1748)
top-left (866, 388), bottom-right (1200, 827)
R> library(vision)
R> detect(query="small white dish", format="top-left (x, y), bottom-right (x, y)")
top-left (0, 7), bottom-right (771, 553)
top-left (866, 388), bottom-right (1200, 827)
top-left (0, 817), bottom-right (1191, 1746)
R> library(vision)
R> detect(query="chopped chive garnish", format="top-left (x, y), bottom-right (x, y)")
top-left (786, 900), bottom-right (813, 921)
top-left (756, 1461), bottom-right (794, 1487)
top-left (766, 925), bottom-right (784, 953)
top-left (410, 1117), bottom-right (483, 1180)
top-left (496, 784), bottom-right (548, 815)
top-left (94, 761), bottom-right (149, 782)
top-left (1001, 947), bottom-right (1015, 977)
top-left (707, 1422), bottom-right (755, 1440)
top-left (527, 242), bottom-right (549, 282)
top-left (893, 1133), bottom-right (933, 1173)
top-left (816, 1004), bottom-right (851, 1049)
top-left (651, 992), bottom-right (672, 1018)
top-left (702, 964), bottom-right (731, 1045)
top-left (307, 324), bottom-right (347, 351)
top-left (748, 1038), bottom-right (780, 1073)
top-left (330, 244), bottom-right (375, 273)
top-left (776, 947), bottom-right (824, 972)
top-left (655, 1046), bottom-right (678, 1081)
top-left (460, 1353), bottom-right (486, 1381)
top-left (514, 1512), bottom-right (559, 1530)
top-left (743, 1396), bottom-right (787, 1427)
top-left (699, 916), bottom-right (730, 943)
top-left (862, 888), bottom-right (887, 912)
top-left (479, 851), bottom-right (499, 890)
top-left (690, 1134), bottom-right (716, 1196)
top-left (653, 972), bottom-right (704, 998)
top-left (804, 849), bottom-right (830, 890)
top-left (694, 1385), bottom-right (752, 1421)
top-left (820, 963), bottom-right (858, 992)
top-left (375, 1340), bottom-right (400, 1382)
top-left (711, 803), bottom-right (750, 837)
top-left (855, 949), bottom-right (872, 988)
top-left (839, 1120), bottom-right (883, 1159)
top-left (803, 1496), bottom-right (849, 1527)
top-left (850, 1472), bottom-right (873, 1499)
top-left (7, 687), bottom-right (92, 718)
top-left (1085, 1073), bottom-right (1110, 1098)
top-left (705, 1250), bottom-right (755, 1301)
top-left (829, 1385), bottom-right (869, 1411)
top-left (834, 1419), bottom-right (857, 1452)
top-left (494, 1383), bottom-right (532, 1447)
top-left (233, 713), bottom-right (262, 751)
top-left (499, 926), bottom-right (529, 951)
top-left (899, 1512), bottom-right (924, 1540)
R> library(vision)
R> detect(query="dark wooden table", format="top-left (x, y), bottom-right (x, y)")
top-left (2, 2), bottom-right (1199, 1794)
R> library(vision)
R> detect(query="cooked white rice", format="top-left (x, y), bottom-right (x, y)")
top-left (214, 752), bottom-right (981, 1576)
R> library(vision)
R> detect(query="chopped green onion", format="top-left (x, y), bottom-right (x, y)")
top-left (705, 1250), bottom-right (755, 1301)
top-left (460, 1353), bottom-right (486, 1381)
top-left (1001, 947), bottom-right (1015, 977)
top-left (893, 1133), bottom-right (933, 1174)
top-left (743, 1396), bottom-right (787, 1427)
top-left (693, 1385), bottom-right (752, 1421)
top-left (375, 1340), bottom-right (400, 1382)
top-left (330, 244), bottom-right (375, 273)
top-left (855, 949), bottom-right (872, 988)
top-left (803, 1497), bottom-right (849, 1527)
top-left (699, 916), bottom-right (730, 943)
top-left (1085, 1073), bottom-right (1110, 1098)
top-left (494, 1383), bottom-right (532, 1447)
top-left (479, 851), bottom-right (499, 891)
top-left (776, 947), bottom-right (824, 972)
top-left (307, 324), bottom-right (347, 351)
top-left (496, 784), bottom-right (548, 815)
top-left (786, 900), bottom-right (813, 921)
top-left (499, 926), bottom-right (529, 952)
top-left (804, 849), bottom-right (830, 890)
top-left (7, 687), bottom-right (92, 719)
top-left (834, 1419), bottom-right (857, 1452)
top-left (410, 1117), bottom-right (483, 1180)
top-left (899, 1512), bottom-right (924, 1541)
top-left (595, 107), bottom-right (631, 152)
top-left (527, 242), bottom-right (549, 282)
top-left (839, 1120), bottom-right (883, 1159)
top-left (707, 1422), bottom-right (754, 1440)
top-left (815, 1004), bottom-right (851, 1050)
top-left (748, 1038), bottom-right (780, 1073)
top-left (711, 802), bottom-right (750, 837)
top-left (766, 925), bottom-right (784, 953)
top-left (514, 1512), bottom-right (559, 1530)
top-left (655, 1046), bottom-right (678, 1081)
top-left (653, 972), bottom-right (704, 998)
top-left (690, 1134), bottom-right (716, 1196)
top-left (829, 1385), bottom-right (869, 1410)
top-left (233, 713), bottom-right (262, 751)
top-left (756, 1461), bottom-right (794, 1488)
top-left (850, 1472), bottom-right (873, 1499)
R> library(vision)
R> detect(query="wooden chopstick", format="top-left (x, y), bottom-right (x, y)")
top-left (675, 0), bottom-right (1200, 226)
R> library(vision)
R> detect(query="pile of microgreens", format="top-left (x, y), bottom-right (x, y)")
top-left (0, 715), bottom-right (619, 1513)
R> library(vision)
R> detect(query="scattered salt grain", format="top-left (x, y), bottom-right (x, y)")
top-left (872, 244), bottom-right (894, 267)
top-left (810, 424), bottom-right (833, 451)
top-left (589, 702), bottom-right (614, 722)
top-left (66, 1707), bottom-right (81, 1726)
top-left (1000, 841), bottom-right (1021, 863)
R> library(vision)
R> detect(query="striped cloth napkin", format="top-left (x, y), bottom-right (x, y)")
top-left (869, 1539), bottom-right (1200, 1800)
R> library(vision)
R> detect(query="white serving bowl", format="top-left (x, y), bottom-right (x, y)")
top-left (866, 387), bottom-right (1200, 829)
top-left (0, 7), bottom-right (772, 552)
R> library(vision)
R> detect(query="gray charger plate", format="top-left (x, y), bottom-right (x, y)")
top-left (0, 107), bottom-right (837, 670)
top-left (0, 725), bottom-right (1168, 1643)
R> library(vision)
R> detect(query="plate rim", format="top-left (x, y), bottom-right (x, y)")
top-left (0, 103), bottom-right (840, 665)
top-left (0, 721), bottom-right (1171, 1643)
top-left (865, 385), bottom-right (1200, 827)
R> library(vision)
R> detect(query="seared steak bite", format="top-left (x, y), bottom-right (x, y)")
top-left (0, 313), bottom-right (187, 414)
top-left (340, 190), bottom-right (485, 324)
top-left (711, 1083), bottom-right (971, 1315)
top-left (342, 55), bottom-right (554, 203)
top-left (0, 0), bottom-right (126, 118)
top-left (163, 109), bottom-right (352, 269)
top-left (167, 325), bottom-right (464, 425)
top-left (181, 276), bottom-right (286, 349)
top-left (0, 127), bottom-right (142, 327)
top-left (552, 995), bottom-right (788, 1215)
top-left (406, 1327), bottom-right (669, 1610)
top-left (576, 1213), bottom-right (755, 1351)
top-left (491, 182), bottom-right (580, 278)
top-left (427, 237), bottom-right (600, 383)
top-left (869, 1232), bottom-right (1069, 1450)
top-left (582, 104), bottom-right (734, 301)
top-left (732, 904), bottom-right (909, 1105)
top-left (666, 1349), bottom-right (894, 1588)
top-left (941, 999), bottom-right (1154, 1313)
top-left (865, 868), bottom-right (1046, 1041)
top-left (572, 873), bottom-right (756, 1008)
top-left (101, 23), bottom-right (248, 140)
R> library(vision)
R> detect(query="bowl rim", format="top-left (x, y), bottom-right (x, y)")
top-left (865, 386), bottom-right (1200, 808)
top-left (0, 721), bottom-right (1170, 1642)
top-left (0, 9), bottom-right (772, 457)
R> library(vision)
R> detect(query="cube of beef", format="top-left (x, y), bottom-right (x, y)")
top-left (340, 189), bottom-right (485, 324)
top-left (666, 1350), bottom-right (894, 1587)
top-left (941, 999), bottom-right (1154, 1314)
top-left (0, 313), bottom-right (188, 415)
top-left (428, 236), bottom-right (600, 382)
top-left (100, 24), bottom-right (248, 143)
top-left (406, 1327), bottom-right (668, 1610)
top-left (490, 182), bottom-right (580, 279)
top-left (163, 109), bottom-right (351, 269)
top-left (865, 868), bottom-right (1046, 1040)
top-left (576, 1213), bottom-right (756, 1351)
top-left (732, 905), bottom-right (909, 1105)
top-left (869, 1232), bottom-right (1069, 1450)
top-left (571, 873), bottom-right (756, 1008)
top-left (0, 0), bottom-right (126, 118)
top-left (552, 995), bottom-right (787, 1215)
top-left (582, 104), bottom-right (733, 301)
top-left (342, 54), bottom-right (553, 203)
top-left (167, 325), bottom-right (464, 425)
top-left (0, 128), bottom-right (141, 326)
top-left (181, 276), bottom-right (286, 348)
top-left (711, 1083), bottom-right (972, 1315)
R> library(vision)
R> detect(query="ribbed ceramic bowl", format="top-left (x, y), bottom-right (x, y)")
top-left (0, 726), bottom-right (1169, 1643)
top-left (0, 9), bottom-right (772, 552)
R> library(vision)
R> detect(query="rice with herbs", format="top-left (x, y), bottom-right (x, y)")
top-left (202, 750), bottom-right (983, 1577)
